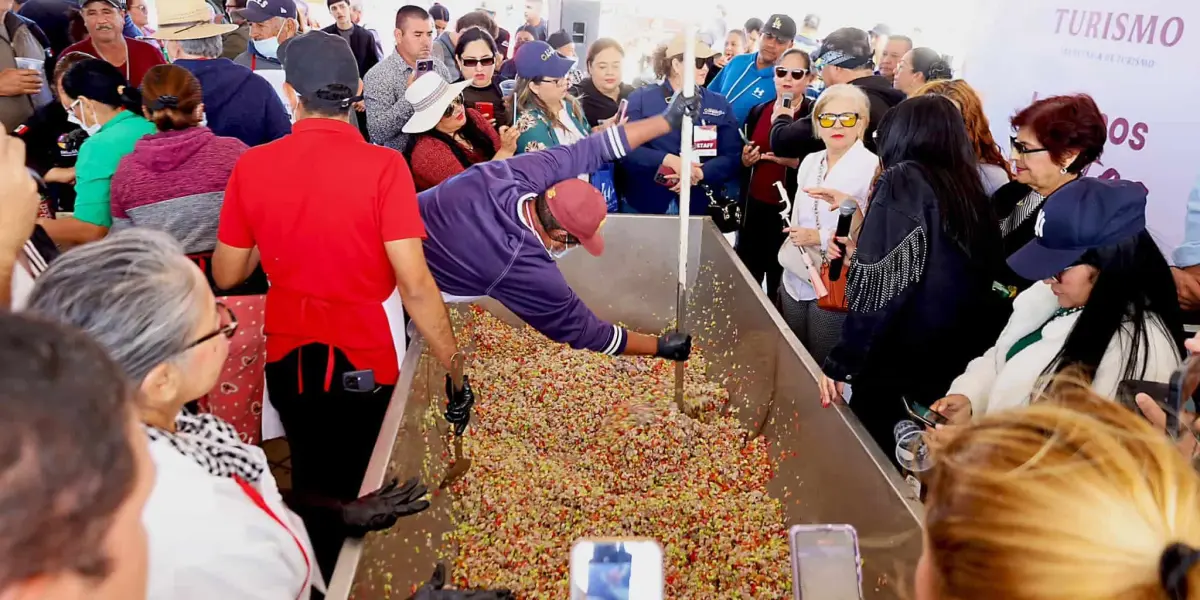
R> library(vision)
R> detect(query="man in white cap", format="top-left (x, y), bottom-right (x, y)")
top-left (153, 0), bottom-right (291, 146)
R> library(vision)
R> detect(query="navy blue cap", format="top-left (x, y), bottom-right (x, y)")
top-left (1007, 178), bottom-right (1148, 281)
top-left (235, 0), bottom-right (296, 23)
top-left (513, 40), bottom-right (574, 80)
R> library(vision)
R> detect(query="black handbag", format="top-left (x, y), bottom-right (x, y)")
top-left (700, 183), bottom-right (743, 233)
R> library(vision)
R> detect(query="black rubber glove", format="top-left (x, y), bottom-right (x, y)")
top-left (444, 374), bottom-right (475, 436)
top-left (341, 477), bottom-right (430, 538)
top-left (662, 91), bottom-right (700, 131)
top-left (656, 332), bottom-right (692, 362)
top-left (412, 563), bottom-right (514, 600)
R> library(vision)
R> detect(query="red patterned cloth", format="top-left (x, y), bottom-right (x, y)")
top-left (407, 108), bottom-right (500, 191)
top-left (198, 295), bottom-right (267, 445)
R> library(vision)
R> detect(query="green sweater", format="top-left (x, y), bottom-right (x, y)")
top-left (514, 102), bottom-right (591, 155)
top-left (74, 110), bottom-right (157, 227)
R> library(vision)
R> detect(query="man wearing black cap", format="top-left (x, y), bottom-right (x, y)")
top-left (212, 30), bottom-right (468, 577)
top-left (708, 13), bottom-right (794, 125)
top-left (232, 0), bottom-right (298, 71)
top-left (547, 29), bottom-right (583, 86)
top-left (769, 26), bottom-right (904, 156)
top-left (60, 0), bottom-right (165, 86)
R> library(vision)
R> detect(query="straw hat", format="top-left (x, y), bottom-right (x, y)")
top-left (153, 0), bottom-right (238, 40)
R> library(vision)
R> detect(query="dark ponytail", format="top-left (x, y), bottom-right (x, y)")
top-left (61, 58), bottom-right (142, 113)
top-left (910, 47), bottom-right (952, 83)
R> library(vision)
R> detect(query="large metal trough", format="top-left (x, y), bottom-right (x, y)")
top-left (326, 215), bottom-right (923, 599)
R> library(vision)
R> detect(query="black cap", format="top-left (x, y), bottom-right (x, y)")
top-left (429, 3), bottom-right (449, 21)
top-left (82, 0), bottom-right (125, 10)
top-left (280, 31), bottom-right (361, 111)
top-left (547, 29), bottom-right (571, 51)
top-left (763, 14), bottom-right (797, 40)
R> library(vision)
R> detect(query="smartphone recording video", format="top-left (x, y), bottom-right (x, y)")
top-left (570, 538), bottom-right (663, 600)
top-left (790, 524), bottom-right (863, 600)
top-left (901, 396), bottom-right (949, 428)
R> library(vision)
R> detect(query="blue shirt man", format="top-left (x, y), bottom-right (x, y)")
top-left (708, 13), bottom-right (796, 124)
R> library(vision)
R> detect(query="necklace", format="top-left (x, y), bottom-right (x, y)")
top-left (1052, 306), bottom-right (1084, 320)
top-left (93, 38), bottom-right (131, 82)
top-left (811, 156), bottom-right (829, 263)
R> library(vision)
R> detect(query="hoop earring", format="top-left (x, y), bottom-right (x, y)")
top-left (1061, 166), bottom-right (1070, 175)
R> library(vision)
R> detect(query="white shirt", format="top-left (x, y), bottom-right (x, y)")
top-left (143, 437), bottom-right (323, 599)
top-left (552, 108), bottom-right (589, 182)
top-left (947, 281), bottom-right (1180, 416)
top-left (781, 141), bottom-right (878, 302)
top-left (978, 163), bottom-right (1011, 196)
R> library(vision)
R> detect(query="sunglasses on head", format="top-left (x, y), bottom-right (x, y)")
top-left (443, 95), bottom-right (464, 118)
top-left (1009, 136), bottom-right (1050, 156)
top-left (461, 56), bottom-right (496, 68)
top-left (774, 67), bottom-right (808, 80)
top-left (817, 112), bottom-right (860, 128)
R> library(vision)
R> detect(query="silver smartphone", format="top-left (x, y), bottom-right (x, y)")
top-left (790, 524), bottom-right (863, 600)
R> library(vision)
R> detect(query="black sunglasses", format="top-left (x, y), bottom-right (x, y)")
top-left (443, 95), bottom-right (464, 118)
top-left (1010, 136), bottom-right (1050, 156)
top-left (674, 56), bottom-right (708, 69)
top-left (460, 56), bottom-right (495, 68)
top-left (182, 302), bottom-right (237, 352)
top-left (774, 67), bottom-right (808, 80)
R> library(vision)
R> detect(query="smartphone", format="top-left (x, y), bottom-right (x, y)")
top-left (738, 127), bottom-right (751, 145)
top-left (790, 524), bottom-right (863, 600)
top-left (653, 165), bottom-right (676, 187)
top-left (570, 538), bottom-right (663, 600)
top-left (1116, 379), bottom-right (1170, 415)
top-left (901, 396), bottom-right (949, 428)
top-left (616, 98), bottom-right (629, 122)
top-left (1168, 356), bottom-right (1200, 440)
top-left (476, 101), bottom-right (495, 120)
top-left (416, 59), bottom-right (435, 74)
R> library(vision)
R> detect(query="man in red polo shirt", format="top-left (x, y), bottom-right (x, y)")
top-left (212, 31), bottom-right (466, 576)
top-left (62, 0), bottom-right (166, 87)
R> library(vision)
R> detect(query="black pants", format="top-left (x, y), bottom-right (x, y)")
top-left (736, 195), bottom-right (788, 304)
top-left (266, 343), bottom-right (394, 580)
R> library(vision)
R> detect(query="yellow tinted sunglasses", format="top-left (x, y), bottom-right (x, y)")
top-left (817, 112), bottom-right (860, 128)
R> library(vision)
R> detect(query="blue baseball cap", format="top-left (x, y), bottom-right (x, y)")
top-left (236, 0), bottom-right (297, 23)
top-left (513, 40), bottom-right (575, 80)
top-left (1007, 178), bottom-right (1148, 281)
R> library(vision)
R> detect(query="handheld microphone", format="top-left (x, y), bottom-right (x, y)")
top-left (781, 92), bottom-right (794, 109)
top-left (828, 200), bottom-right (857, 281)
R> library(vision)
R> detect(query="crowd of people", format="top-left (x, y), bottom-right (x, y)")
top-left (4, 0), bottom-right (1200, 598)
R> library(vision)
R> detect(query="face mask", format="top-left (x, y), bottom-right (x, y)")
top-left (549, 244), bottom-right (576, 260)
top-left (68, 99), bottom-right (102, 136)
top-left (255, 34), bottom-right (281, 59)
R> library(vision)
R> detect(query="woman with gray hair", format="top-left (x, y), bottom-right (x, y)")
top-left (26, 229), bottom-right (430, 599)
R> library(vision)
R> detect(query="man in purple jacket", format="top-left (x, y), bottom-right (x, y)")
top-left (419, 96), bottom-right (696, 361)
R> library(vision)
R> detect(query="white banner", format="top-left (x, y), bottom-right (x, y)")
top-left (961, 1), bottom-right (1199, 258)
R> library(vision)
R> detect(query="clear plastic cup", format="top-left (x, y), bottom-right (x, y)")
top-left (895, 421), bottom-right (934, 473)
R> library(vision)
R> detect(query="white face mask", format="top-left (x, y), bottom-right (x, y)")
top-left (68, 99), bottom-right (102, 136)
top-left (549, 244), bottom-right (576, 260)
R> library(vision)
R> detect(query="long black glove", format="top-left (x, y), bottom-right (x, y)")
top-left (444, 374), bottom-right (475, 436)
top-left (662, 91), bottom-right (700, 131)
top-left (656, 332), bottom-right (692, 362)
top-left (412, 563), bottom-right (514, 600)
top-left (341, 477), bottom-right (430, 538)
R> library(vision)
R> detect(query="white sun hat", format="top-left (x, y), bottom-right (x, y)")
top-left (152, 0), bottom-right (237, 40)
top-left (402, 72), bottom-right (473, 134)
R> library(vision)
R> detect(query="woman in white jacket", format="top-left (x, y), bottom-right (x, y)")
top-left (930, 178), bottom-right (1183, 422)
top-left (778, 84), bottom-right (879, 364)
top-left (25, 230), bottom-right (430, 599)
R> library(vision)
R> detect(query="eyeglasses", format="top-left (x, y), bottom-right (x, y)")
top-left (182, 302), bottom-right (238, 352)
top-left (1010, 136), bottom-right (1049, 156)
top-left (443, 95), bottom-right (464, 118)
top-left (550, 232), bottom-right (580, 246)
top-left (461, 56), bottom-right (496, 68)
top-left (534, 76), bottom-right (566, 87)
top-left (1049, 264), bottom-right (1084, 284)
top-left (774, 67), bottom-right (808, 80)
top-left (817, 112), bottom-right (860, 128)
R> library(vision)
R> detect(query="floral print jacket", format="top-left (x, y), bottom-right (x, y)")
top-left (513, 103), bottom-right (592, 156)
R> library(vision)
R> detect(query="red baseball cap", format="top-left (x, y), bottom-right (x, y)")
top-left (545, 179), bottom-right (607, 256)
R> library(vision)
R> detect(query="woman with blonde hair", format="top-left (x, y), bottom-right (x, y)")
top-left (912, 78), bottom-right (1011, 195)
top-left (778, 83), bottom-right (877, 364)
top-left (919, 390), bottom-right (1200, 600)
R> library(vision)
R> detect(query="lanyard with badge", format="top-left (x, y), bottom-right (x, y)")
top-left (661, 84), bottom-right (717, 158)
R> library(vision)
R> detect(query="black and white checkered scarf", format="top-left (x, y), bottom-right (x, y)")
top-left (145, 413), bottom-right (266, 483)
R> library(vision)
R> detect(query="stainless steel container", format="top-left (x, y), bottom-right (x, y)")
top-left (326, 216), bottom-right (924, 599)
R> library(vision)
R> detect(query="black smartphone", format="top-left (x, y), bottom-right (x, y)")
top-left (902, 396), bottom-right (949, 428)
top-left (416, 59), bottom-right (435, 74)
top-left (1168, 356), bottom-right (1200, 440)
top-left (343, 369), bottom-right (376, 392)
top-left (1116, 379), bottom-right (1170, 415)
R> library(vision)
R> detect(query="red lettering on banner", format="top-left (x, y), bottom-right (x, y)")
top-left (1053, 9), bottom-right (1185, 46)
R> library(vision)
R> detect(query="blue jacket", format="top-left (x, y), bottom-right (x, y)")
top-left (419, 126), bottom-right (633, 356)
top-left (619, 82), bottom-right (740, 215)
top-left (174, 58), bottom-right (291, 147)
top-left (707, 52), bottom-right (776, 124)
